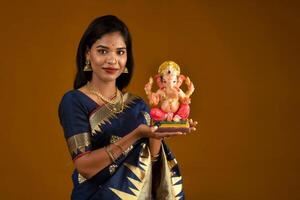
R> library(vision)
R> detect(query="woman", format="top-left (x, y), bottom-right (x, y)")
top-left (58, 15), bottom-right (197, 200)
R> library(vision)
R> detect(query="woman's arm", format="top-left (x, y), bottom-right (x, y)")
top-left (75, 125), bottom-right (183, 179)
top-left (149, 138), bottom-right (162, 158)
top-left (74, 128), bottom-right (142, 179)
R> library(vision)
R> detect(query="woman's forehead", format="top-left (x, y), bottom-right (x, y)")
top-left (93, 32), bottom-right (126, 48)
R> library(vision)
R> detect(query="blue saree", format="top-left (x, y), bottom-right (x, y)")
top-left (58, 90), bottom-right (185, 200)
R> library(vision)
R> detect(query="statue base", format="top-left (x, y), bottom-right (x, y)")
top-left (151, 120), bottom-right (190, 133)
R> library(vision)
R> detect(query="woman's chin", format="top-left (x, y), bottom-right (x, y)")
top-left (101, 74), bottom-right (121, 83)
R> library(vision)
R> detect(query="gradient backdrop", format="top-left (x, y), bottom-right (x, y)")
top-left (0, 0), bottom-right (299, 199)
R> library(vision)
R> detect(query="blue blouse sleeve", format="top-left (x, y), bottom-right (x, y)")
top-left (58, 91), bottom-right (92, 160)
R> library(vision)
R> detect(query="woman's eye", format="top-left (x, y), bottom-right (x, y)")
top-left (117, 50), bottom-right (125, 55)
top-left (98, 49), bottom-right (107, 54)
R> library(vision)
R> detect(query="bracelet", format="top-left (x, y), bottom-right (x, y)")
top-left (105, 145), bottom-right (116, 163)
top-left (151, 153), bottom-right (160, 162)
top-left (112, 143), bottom-right (126, 153)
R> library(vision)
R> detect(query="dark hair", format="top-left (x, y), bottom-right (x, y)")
top-left (73, 15), bottom-right (134, 90)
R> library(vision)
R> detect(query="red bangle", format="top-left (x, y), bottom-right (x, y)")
top-left (72, 151), bottom-right (91, 161)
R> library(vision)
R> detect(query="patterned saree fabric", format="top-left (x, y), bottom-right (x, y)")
top-left (58, 90), bottom-right (185, 200)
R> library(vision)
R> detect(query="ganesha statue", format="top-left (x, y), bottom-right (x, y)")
top-left (144, 61), bottom-right (195, 132)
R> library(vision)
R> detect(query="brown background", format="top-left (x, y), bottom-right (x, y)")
top-left (0, 0), bottom-right (299, 199)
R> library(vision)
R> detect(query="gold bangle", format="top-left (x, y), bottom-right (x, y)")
top-left (112, 143), bottom-right (125, 153)
top-left (151, 154), bottom-right (160, 158)
top-left (151, 153), bottom-right (160, 162)
top-left (105, 146), bottom-right (116, 163)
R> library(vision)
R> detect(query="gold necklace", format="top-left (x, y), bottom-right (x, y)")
top-left (86, 82), bottom-right (118, 104)
top-left (86, 82), bottom-right (125, 113)
top-left (103, 92), bottom-right (125, 113)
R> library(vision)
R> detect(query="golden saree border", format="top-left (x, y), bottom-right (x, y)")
top-left (107, 142), bottom-right (184, 200)
top-left (142, 111), bottom-right (151, 126)
top-left (89, 93), bottom-right (139, 135)
top-left (66, 132), bottom-right (91, 159)
top-left (109, 143), bottom-right (152, 199)
top-left (78, 173), bottom-right (87, 184)
top-left (156, 146), bottom-right (184, 200)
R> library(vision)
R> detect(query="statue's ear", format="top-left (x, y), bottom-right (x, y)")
top-left (176, 75), bottom-right (186, 87)
top-left (154, 74), bottom-right (164, 88)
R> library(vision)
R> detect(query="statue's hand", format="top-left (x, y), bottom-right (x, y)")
top-left (149, 77), bottom-right (153, 85)
top-left (144, 77), bottom-right (153, 95)
top-left (181, 97), bottom-right (191, 104)
top-left (185, 77), bottom-right (191, 86)
top-left (150, 93), bottom-right (159, 106)
top-left (185, 77), bottom-right (195, 97)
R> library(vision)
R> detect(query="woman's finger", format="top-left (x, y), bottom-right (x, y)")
top-left (190, 121), bottom-right (198, 128)
top-left (150, 126), bottom-right (158, 132)
top-left (154, 131), bottom-right (182, 138)
top-left (164, 131), bottom-right (183, 137)
top-left (189, 119), bottom-right (199, 128)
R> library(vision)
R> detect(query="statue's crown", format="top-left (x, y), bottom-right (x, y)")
top-left (158, 61), bottom-right (180, 76)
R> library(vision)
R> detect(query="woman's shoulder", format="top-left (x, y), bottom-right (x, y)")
top-left (59, 90), bottom-right (81, 105)
top-left (58, 89), bottom-right (93, 112)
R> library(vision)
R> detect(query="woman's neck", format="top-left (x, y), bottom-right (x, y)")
top-left (89, 78), bottom-right (117, 98)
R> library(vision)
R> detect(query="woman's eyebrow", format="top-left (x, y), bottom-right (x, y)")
top-left (96, 45), bottom-right (109, 49)
top-left (96, 45), bottom-right (126, 49)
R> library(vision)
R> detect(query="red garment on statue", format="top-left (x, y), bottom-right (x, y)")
top-left (150, 104), bottom-right (190, 121)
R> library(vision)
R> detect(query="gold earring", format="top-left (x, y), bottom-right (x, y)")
top-left (123, 67), bottom-right (128, 73)
top-left (83, 60), bottom-right (92, 71)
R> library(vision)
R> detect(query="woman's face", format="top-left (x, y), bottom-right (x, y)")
top-left (86, 31), bottom-right (127, 84)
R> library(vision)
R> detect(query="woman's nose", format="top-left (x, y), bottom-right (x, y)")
top-left (107, 54), bottom-right (118, 64)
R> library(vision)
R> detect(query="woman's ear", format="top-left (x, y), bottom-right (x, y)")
top-left (85, 48), bottom-right (90, 61)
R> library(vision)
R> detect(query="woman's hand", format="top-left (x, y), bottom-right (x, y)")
top-left (136, 124), bottom-right (183, 139)
top-left (136, 119), bottom-right (198, 139)
top-left (161, 119), bottom-right (198, 138)
top-left (186, 118), bottom-right (198, 134)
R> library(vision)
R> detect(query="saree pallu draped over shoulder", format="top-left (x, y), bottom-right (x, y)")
top-left (60, 92), bottom-right (185, 200)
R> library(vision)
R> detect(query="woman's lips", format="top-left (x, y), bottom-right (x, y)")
top-left (102, 67), bottom-right (119, 74)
